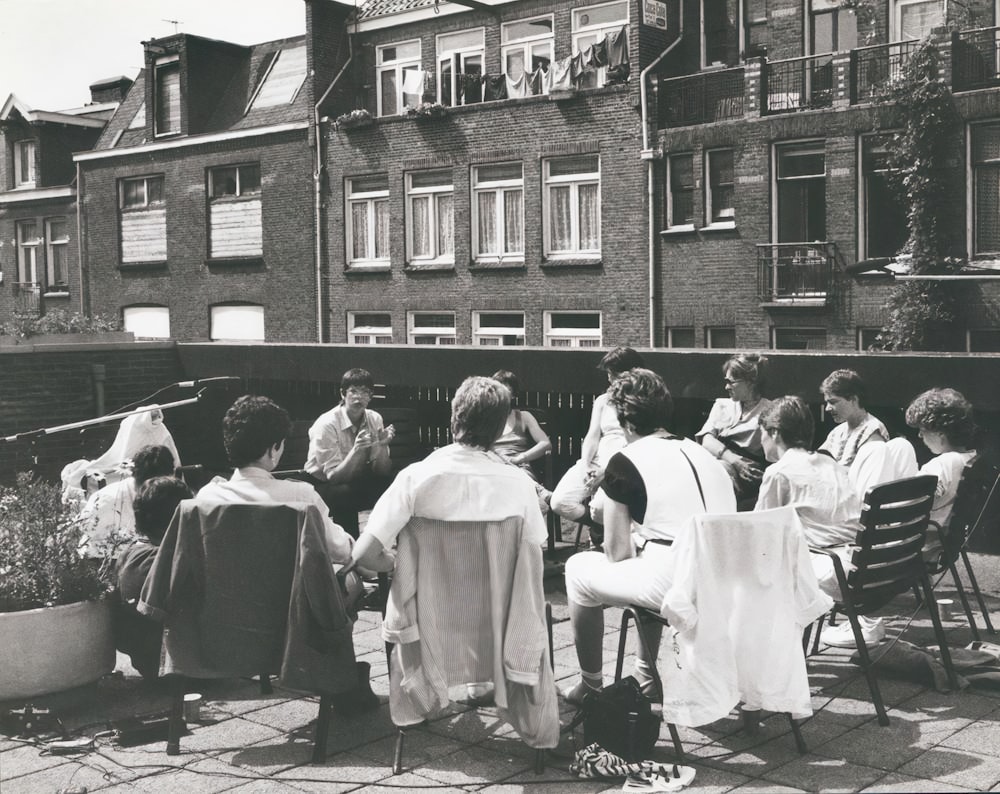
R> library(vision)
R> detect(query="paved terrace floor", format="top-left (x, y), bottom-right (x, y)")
top-left (4, 544), bottom-right (1000, 794)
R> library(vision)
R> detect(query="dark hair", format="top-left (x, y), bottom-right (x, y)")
top-left (450, 376), bottom-right (511, 449)
top-left (133, 476), bottom-right (192, 544)
top-left (132, 444), bottom-right (176, 485)
top-left (340, 368), bottom-right (375, 393)
top-left (906, 388), bottom-right (977, 448)
top-left (222, 395), bottom-right (292, 467)
top-left (821, 369), bottom-right (867, 407)
top-left (725, 353), bottom-right (767, 392)
top-left (760, 396), bottom-right (814, 450)
top-left (607, 368), bottom-right (674, 436)
top-left (491, 369), bottom-right (520, 396)
top-left (598, 346), bottom-right (645, 377)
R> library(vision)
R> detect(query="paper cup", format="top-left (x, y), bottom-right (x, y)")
top-left (183, 693), bottom-right (202, 722)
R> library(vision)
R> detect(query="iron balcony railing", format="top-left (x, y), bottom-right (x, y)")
top-left (658, 67), bottom-right (746, 127)
top-left (953, 27), bottom-right (1000, 91)
top-left (851, 40), bottom-right (919, 102)
top-left (757, 242), bottom-right (837, 302)
top-left (13, 282), bottom-right (41, 316)
top-left (763, 53), bottom-right (837, 113)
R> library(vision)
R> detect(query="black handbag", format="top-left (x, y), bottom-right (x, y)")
top-left (572, 676), bottom-right (661, 762)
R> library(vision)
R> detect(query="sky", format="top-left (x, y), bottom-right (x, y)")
top-left (1, 0), bottom-right (310, 111)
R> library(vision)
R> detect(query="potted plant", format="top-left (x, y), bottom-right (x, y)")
top-left (408, 101), bottom-right (449, 120)
top-left (0, 473), bottom-right (117, 699)
top-left (0, 310), bottom-right (133, 346)
top-left (335, 108), bottom-right (374, 130)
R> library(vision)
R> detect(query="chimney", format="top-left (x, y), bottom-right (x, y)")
top-left (89, 76), bottom-right (134, 104)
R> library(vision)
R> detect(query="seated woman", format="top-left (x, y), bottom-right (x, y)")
top-left (563, 369), bottom-right (735, 704)
top-left (550, 346), bottom-right (646, 545)
top-left (114, 475), bottom-right (193, 679)
top-left (490, 370), bottom-right (552, 480)
top-left (905, 387), bottom-right (978, 562)
top-left (818, 369), bottom-right (889, 466)
top-left (697, 353), bottom-right (772, 508)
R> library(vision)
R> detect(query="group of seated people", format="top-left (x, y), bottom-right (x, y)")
top-left (85, 353), bottom-right (981, 727)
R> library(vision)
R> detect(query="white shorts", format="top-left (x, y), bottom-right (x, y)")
top-left (564, 542), bottom-right (675, 610)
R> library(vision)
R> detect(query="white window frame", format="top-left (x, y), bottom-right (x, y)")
top-left (473, 311), bottom-right (526, 346)
top-left (573, 1), bottom-right (629, 88)
top-left (705, 326), bottom-right (736, 348)
top-left (543, 311), bottom-right (602, 347)
top-left (501, 15), bottom-right (554, 94)
top-left (772, 139), bottom-right (826, 243)
top-left (15, 220), bottom-right (40, 285)
top-left (666, 153), bottom-right (696, 230)
top-left (891, 0), bottom-right (946, 41)
top-left (123, 305), bottom-right (171, 339)
top-left (543, 155), bottom-right (601, 259)
top-left (857, 327), bottom-right (880, 351)
top-left (348, 312), bottom-right (394, 345)
top-left (44, 217), bottom-right (69, 291)
top-left (437, 29), bottom-right (485, 106)
top-left (346, 175), bottom-right (391, 268)
top-left (154, 55), bottom-right (181, 137)
top-left (701, 0), bottom-right (730, 69)
top-left (407, 311), bottom-right (457, 345)
top-left (666, 326), bottom-right (697, 347)
top-left (471, 162), bottom-right (524, 263)
top-left (210, 304), bottom-right (265, 342)
top-left (13, 140), bottom-right (36, 187)
top-left (705, 148), bottom-right (735, 227)
top-left (377, 40), bottom-right (422, 117)
top-left (119, 175), bottom-right (165, 210)
top-left (406, 169), bottom-right (454, 265)
top-left (208, 163), bottom-right (261, 199)
top-left (969, 121), bottom-right (1000, 258)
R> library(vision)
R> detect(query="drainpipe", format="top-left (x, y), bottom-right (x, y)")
top-left (313, 35), bottom-right (354, 343)
top-left (640, 11), bottom-right (683, 347)
top-left (76, 161), bottom-right (88, 315)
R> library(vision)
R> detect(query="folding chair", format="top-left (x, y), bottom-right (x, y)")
top-left (811, 475), bottom-right (958, 726)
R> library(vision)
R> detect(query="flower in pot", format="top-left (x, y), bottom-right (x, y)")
top-left (409, 101), bottom-right (449, 120)
top-left (335, 108), bottom-right (374, 130)
top-left (0, 473), bottom-right (118, 698)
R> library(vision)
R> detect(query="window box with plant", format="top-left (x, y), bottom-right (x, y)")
top-left (335, 109), bottom-right (374, 130)
top-left (0, 473), bottom-right (117, 698)
top-left (0, 310), bottom-right (132, 345)
top-left (409, 101), bottom-right (449, 120)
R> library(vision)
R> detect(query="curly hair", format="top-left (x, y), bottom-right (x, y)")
top-left (759, 395), bottom-right (814, 450)
top-left (598, 346), bottom-right (646, 376)
top-left (133, 476), bottom-right (192, 544)
top-left (724, 353), bottom-right (768, 392)
top-left (820, 369), bottom-right (867, 407)
top-left (222, 395), bottom-right (292, 467)
top-left (132, 444), bottom-right (176, 484)
top-left (450, 376), bottom-right (511, 449)
top-left (905, 388), bottom-right (977, 448)
top-left (607, 368), bottom-right (674, 436)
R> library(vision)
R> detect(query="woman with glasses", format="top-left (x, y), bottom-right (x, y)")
top-left (697, 353), bottom-right (772, 507)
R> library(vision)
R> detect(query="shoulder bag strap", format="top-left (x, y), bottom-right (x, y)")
top-left (678, 445), bottom-right (707, 510)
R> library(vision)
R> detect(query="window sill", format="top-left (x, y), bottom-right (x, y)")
top-left (699, 221), bottom-right (737, 232)
top-left (540, 257), bottom-right (603, 268)
top-left (759, 297), bottom-right (829, 308)
top-left (206, 256), bottom-right (264, 266)
top-left (661, 225), bottom-right (697, 236)
top-left (346, 262), bottom-right (391, 273)
top-left (43, 290), bottom-right (70, 298)
top-left (119, 261), bottom-right (168, 271)
top-left (470, 258), bottom-right (525, 270)
top-left (405, 261), bottom-right (456, 272)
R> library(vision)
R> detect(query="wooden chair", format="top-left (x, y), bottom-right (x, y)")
top-left (811, 475), bottom-right (958, 726)
top-left (924, 456), bottom-right (999, 639)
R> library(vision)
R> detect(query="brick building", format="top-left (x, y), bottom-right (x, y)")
top-left (0, 82), bottom-right (123, 322)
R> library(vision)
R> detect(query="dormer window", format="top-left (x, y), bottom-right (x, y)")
top-left (154, 55), bottom-right (181, 136)
top-left (14, 140), bottom-right (36, 187)
top-left (246, 45), bottom-right (307, 112)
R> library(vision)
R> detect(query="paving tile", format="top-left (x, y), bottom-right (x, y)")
top-left (174, 715), bottom-right (286, 754)
top-left (728, 780), bottom-right (810, 793)
top-left (861, 771), bottom-right (978, 792)
top-left (0, 754), bottom-right (138, 793)
top-left (98, 755), bottom-right (259, 793)
top-left (424, 708), bottom-right (509, 743)
top-left (904, 689), bottom-right (1000, 721)
top-left (939, 718), bottom-right (1000, 759)
top-left (274, 748), bottom-right (398, 789)
top-left (761, 754), bottom-right (887, 792)
top-left (810, 717), bottom-right (937, 770)
top-left (351, 726), bottom-right (473, 769)
top-left (345, 769), bottom-right (469, 792)
top-left (405, 744), bottom-right (534, 786)
top-left (897, 747), bottom-right (1000, 790)
top-left (0, 744), bottom-right (75, 781)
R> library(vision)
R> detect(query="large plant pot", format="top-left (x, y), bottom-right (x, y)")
top-left (0, 599), bottom-right (115, 700)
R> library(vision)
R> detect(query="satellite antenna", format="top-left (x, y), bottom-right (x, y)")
top-left (162, 18), bottom-right (182, 34)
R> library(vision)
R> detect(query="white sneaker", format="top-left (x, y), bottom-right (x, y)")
top-left (822, 616), bottom-right (886, 648)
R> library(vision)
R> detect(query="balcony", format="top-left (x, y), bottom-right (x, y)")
top-left (850, 40), bottom-right (919, 102)
top-left (13, 282), bottom-right (41, 316)
top-left (757, 242), bottom-right (837, 304)
top-left (953, 27), bottom-right (1000, 92)
top-left (763, 53), bottom-right (837, 114)
top-left (659, 68), bottom-right (745, 128)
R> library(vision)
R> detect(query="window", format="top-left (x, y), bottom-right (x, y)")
top-left (857, 327), bottom-right (881, 350)
top-left (666, 326), bottom-right (696, 347)
top-left (208, 164), bottom-right (262, 259)
top-left (119, 175), bottom-right (166, 263)
top-left (437, 30), bottom-right (484, 106)
top-left (544, 156), bottom-right (600, 258)
top-left (247, 45), bottom-right (307, 111)
top-left (775, 142), bottom-right (825, 243)
top-left (861, 135), bottom-right (908, 259)
top-left (377, 41), bottom-right (422, 116)
top-left (154, 57), bottom-right (180, 136)
top-left (810, 0), bottom-right (857, 54)
top-left (892, 0), bottom-right (945, 41)
top-left (210, 304), bottom-right (265, 341)
top-left (706, 326), bottom-right (736, 348)
top-left (128, 102), bottom-right (146, 130)
top-left (544, 311), bottom-right (602, 347)
top-left (472, 163), bottom-right (524, 262)
top-left (349, 312), bottom-right (393, 345)
top-left (772, 327), bottom-right (827, 349)
top-left (573, 1), bottom-right (629, 88)
top-left (13, 140), bottom-right (36, 187)
top-left (502, 16), bottom-right (554, 95)
top-left (706, 149), bottom-right (735, 224)
top-left (667, 153), bottom-right (695, 228)
top-left (346, 175), bottom-right (390, 266)
top-left (702, 0), bottom-right (737, 68)
top-left (406, 170), bottom-right (454, 264)
top-left (408, 312), bottom-right (457, 345)
top-left (743, 0), bottom-right (768, 56)
top-left (15, 220), bottom-right (39, 285)
top-left (123, 306), bottom-right (171, 339)
top-left (968, 328), bottom-right (1000, 352)
top-left (45, 218), bottom-right (69, 290)
top-left (972, 123), bottom-right (1000, 257)
top-left (473, 311), bottom-right (525, 345)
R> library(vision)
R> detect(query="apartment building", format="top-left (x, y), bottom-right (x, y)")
top-left (0, 80), bottom-right (123, 321)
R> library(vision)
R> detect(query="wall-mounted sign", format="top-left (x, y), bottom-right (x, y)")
top-left (643, 0), bottom-right (668, 29)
